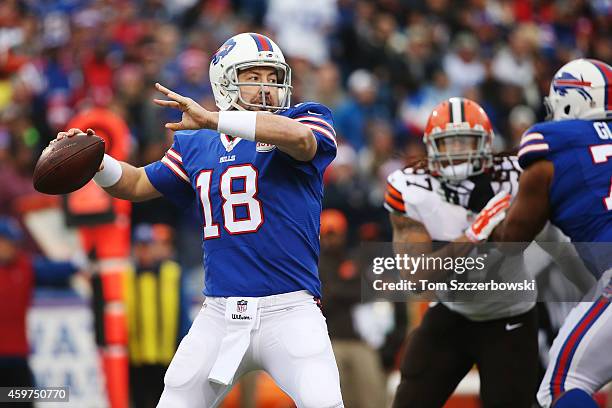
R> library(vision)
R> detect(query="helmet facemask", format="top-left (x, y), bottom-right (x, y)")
top-left (544, 90), bottom-right (583, 121)
top-left (543, 95), bottom-right (555, 120)
top-left (221, 60), bottom-right (292, 112)
top-left (426, 130), bottom-right (493, 183)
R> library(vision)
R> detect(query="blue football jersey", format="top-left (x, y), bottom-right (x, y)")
top-left (144, 102), bottom-right (337, 297)
top-left (518, 119), bottom-right (612, 275)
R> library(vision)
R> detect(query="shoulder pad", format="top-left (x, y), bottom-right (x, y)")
top-left (493, 155), bottom-right (522, 173)
top-left (282, 102), bottom-right (333, 123)
top-left (403, 166), bottom-right (429, 176)
top-left (517, 123), bottom-right (553, 169)
top-left (385, 170), bottom-right (407, 214)
top-left (387, 168), bottom-right (434, 193)
top-left (174, 129), bottom-right (217, 144)
top-left (516, 120), bottom-right (594, 169)
top-left (385, 168), bottom-right (438, 216)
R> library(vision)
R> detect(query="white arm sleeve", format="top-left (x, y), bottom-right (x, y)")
top-left (533, 223), bottom-right (596, 294)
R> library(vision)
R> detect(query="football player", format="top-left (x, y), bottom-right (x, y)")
top-left (54, 33), bottom-right (343, 408)
top-left (493, 58), bottom-right (612, 408)
top-left (386, 97), bottom-right (554, 407)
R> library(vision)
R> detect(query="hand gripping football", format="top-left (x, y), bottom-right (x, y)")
top-left (33, 133), bottom-right (105, 195)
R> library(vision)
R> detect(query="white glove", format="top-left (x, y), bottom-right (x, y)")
top-left (465, 192), bottom-right (511, 242)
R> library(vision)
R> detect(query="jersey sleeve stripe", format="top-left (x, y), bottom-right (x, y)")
top-left (519, 133), bottom-right (544, 146)
top-left (166, 148), bottom-right (183, 163)
top-left (295, 117), bottom-right (336, 136)
top-left (161, 156), bottom-right (190, 183)
top-left (519, 139), bottom-right (549, 150)
top-left (385, 192), bottom-right (405, 212)
top-left (383, 202), bottom-right (402, 215)
top-left (386, 183), bottom-right (403, 201)
top-left (303, 123), bottom-right (337, 145)
top-left (518, 143), bottom-right (550, 158)
top-left (295, 115), bottom-right (336, 134)
top-left (164, 152), bottom-right (188, 175)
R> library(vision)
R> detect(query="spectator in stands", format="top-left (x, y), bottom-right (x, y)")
top-left (324, 144), bottom-right (374, 244)
top-left (0, 120), bottom-right (42, 218)
top-left (163, 48), bottom-right (214, 124)
top-left (391, 24), bottom-right (440, 93)
top-left (265, 0), bottom-right (338, 66)
top-left (303, 62), bottom-right (346, 111)
top-left (507, 105), bottom-right (536, 148)
top-left (359, 119), bottom-right (396, 183)
top-left (442, 32), bottom-right (485, 92)
top-left (335, 69), bottom-right (390, 151)
top-left (491, 24), bottom-right (538, 88)
top-left (398, 68), bottom-right (458, 137)
top-left (0, 217), bottom-right (80, 403)
top-left (318, 209), bottom-right (387, 408)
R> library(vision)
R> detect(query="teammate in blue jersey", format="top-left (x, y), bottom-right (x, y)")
top-left (492, 59), bottom-right (612, 408)
top-left (53, 33), bottom-right (343, 408)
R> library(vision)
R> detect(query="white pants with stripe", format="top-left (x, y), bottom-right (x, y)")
top-left (157, 290), bottom-right (344, 408)
top-left (537, 269), bottom-right (612, 407)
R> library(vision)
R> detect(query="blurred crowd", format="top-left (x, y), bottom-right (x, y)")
top-left (1, 0), bottom-right (610, 241)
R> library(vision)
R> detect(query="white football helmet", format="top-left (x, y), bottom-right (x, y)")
top-left (209, 32), bottom-right (292, 111)
top-left (544, 58), bottom-right (612, 121)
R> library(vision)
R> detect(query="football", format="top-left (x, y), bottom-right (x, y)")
top-left (33, 133), bottom-right (105, 195)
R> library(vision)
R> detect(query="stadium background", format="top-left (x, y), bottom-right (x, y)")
top-left (0, 0), bottom-right (610, 407)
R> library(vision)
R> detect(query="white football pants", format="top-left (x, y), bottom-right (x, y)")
top-left (537, 269), bottom-right (612, 407)
top-left (157, 290), bottom-right (344, 408)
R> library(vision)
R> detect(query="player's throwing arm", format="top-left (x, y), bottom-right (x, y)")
top-left (153, 83), bottom-right (318, 161)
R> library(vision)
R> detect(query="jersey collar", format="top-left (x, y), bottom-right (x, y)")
top-left (220, 133), bottom-right (242, 152)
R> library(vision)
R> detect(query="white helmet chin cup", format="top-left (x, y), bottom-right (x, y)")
top-left (209, 33), bottom-right (292, 112)
top-left (439, 163), bottom-right (473, 181)
top-left (546, 59), bottom-right (612, 121)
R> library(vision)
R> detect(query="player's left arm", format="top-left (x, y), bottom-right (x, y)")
top-left (153, 83), bottom-right (317, 161)
top-left (250, 113), bottom-right (317, 161)
top-left (532, 224), bottom-right (596, 294)
top-left (492, 160), bottom-right (553, 242)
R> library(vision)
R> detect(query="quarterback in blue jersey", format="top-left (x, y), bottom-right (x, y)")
top-left (54, 33), bottom-right (343, 408)
top-left (492, 59), bottom-right (612, 408)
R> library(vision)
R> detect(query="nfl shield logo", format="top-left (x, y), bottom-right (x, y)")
top-left (236, 299), bottom-right (248, 313)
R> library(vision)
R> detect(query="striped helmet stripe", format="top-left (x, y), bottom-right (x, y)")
top-left (449, 97), bottom-right (464, 124)
top-left (588, 59), bottom-right (612, 111)
top-left (250, 33), bottom-right (272, 52)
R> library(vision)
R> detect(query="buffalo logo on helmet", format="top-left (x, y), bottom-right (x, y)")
top-left (211, 38), bottom-right (237, 65)
top-left (553, 72), bottom-right (593, 102)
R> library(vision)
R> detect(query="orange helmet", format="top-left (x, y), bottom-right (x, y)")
top-left (423, 97), bottom-right (494, 182)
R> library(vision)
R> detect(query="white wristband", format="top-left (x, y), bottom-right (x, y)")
top-left (93, 154), bottom-right (123, 187)
top-left (217, 111), bottom-right (257, 141)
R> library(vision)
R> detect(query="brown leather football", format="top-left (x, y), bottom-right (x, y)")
top-left (33, 133), bottom-right (105, 195)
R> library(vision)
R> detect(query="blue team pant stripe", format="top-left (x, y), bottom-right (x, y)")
top-left (550, 297), bottom-right (610, 397)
